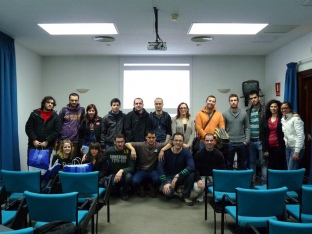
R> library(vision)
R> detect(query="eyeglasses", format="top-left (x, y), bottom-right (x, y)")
top-left (173, 139), bottom-right (183, 142)
top-left (179, 107), bottom-right (188, 110)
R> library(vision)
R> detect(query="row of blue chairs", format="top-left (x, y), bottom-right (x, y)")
top-left (0, 169), bottom-right (112, 234)
top-left (204, 168), bottom-right (312, 234)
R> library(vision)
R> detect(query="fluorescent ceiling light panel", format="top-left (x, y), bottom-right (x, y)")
top-left (188, 23), bottom-right (268, 35)
top-left (38, 23), bottom-right (118, 35)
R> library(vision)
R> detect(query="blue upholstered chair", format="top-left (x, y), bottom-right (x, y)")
top-left (248, 219), bottom-right (312, 234)
top-left (206, 169), bottom-right (253, 234)
top-left (58, 171), bottom-right (111, 234)
top-left (1, 170), bottom-right (41, 202)
top-left (1, 227), bottom-right (34, 234)
top-left (255, 168), bottom-right (305, 199)
top-left (24, 190), bottom-right (90, 233)
top-left (221, 186), bottom-right (287, 234)
top-left (286, 185), bottom-right (312, 223)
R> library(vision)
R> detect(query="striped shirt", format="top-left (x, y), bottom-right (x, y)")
top-left (250, 108), bottom-right (259, 139)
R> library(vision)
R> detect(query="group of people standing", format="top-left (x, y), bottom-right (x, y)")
top-left (25, 90), bottom-right (305, 205)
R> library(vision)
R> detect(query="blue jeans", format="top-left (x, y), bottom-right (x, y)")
top-left (132, 169), bottom-right (160, 188)
top-left (249, 140), bottom-right (267, 183)
top-left (226, 142), bottom-right (248, 170)
top-left (160, 173), bottom-right (195, 199)
top-left (286, 148), bottom-right (305, 170)
top-left (110, 173), bottom-right (133, 194)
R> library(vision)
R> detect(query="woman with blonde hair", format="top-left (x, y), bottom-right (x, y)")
top-left (171, 102), bottom-right (195, 150)
top-left (51, 139), bottom-right (75, 166)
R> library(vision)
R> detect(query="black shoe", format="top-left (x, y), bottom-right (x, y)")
top-left (137, 186), bottom-right (146, 198)
top-left (120, 191), bottom-right (129, 201)
top-left (150, 187), bottom-right (158, 198)
top-left (183, 197), bottom-right (194, 206)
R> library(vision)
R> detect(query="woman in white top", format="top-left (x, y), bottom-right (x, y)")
top-left (281, 101), bottom-right (305, 170)
top-left (171, 102), bottom-right (195, 150)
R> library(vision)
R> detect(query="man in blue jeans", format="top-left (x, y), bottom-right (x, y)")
top-left (104, 133), bottom-right (135, 201)
top-left (125, 130), bottom-right (171, 198)
top-left (246, 90), bottom-right (267, 184)
top-left (223, 94), bottom-right (250, 170)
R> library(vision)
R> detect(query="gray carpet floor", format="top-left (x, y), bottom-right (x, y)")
top-left (94, 191), bottom-right (234, 234)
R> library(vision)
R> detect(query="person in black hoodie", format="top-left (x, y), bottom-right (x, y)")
top-left (123, 98), bottom-right (152, 142)
top-left (79, 104), bottom-right (102, 155)
top-left (25, 96), bottom-right (61, 160)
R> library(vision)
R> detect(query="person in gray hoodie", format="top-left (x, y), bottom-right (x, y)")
top-left (223, 94), bottom-right (250, 170)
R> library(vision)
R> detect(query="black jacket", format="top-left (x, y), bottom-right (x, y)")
top-left (78, 117), bottom-right (102, 147)
top-left (100, 111), bottom-right (126, 147)
top-left (25, 109), bottom-right (61, 147)
top-left (150, 111), bottom-right (172, 142)
top-left (262, 116), bottom-right (285, 153)
top-left (123, 108), bottom-right (152, 142)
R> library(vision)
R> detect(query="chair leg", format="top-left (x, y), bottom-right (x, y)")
top-left (221, 204), bottom-right (225, 234)
top-left (205, 190), bottom-right (208, 220)
top-left (107, 199), bottom-right (110, 223)
top-left (213, 209), bottom-right (217, 234)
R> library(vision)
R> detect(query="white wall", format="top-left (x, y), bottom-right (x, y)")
top-left (265, 32), bottom-right (312, 102)
top-left (15, 43), bottom-right (42, 170)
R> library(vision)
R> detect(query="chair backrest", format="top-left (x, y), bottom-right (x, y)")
top-left (268, 219), bottom-right (312, 234)
top-left (212, 169), bottom-right (253, 193)
top-left (301, 185), bottom-right (312, 215)
top-left (236, 186), bottom-right (287, 217)
top-left (1, 170), bottom-right (41, 193)
top-left (24, 191), bottom-right (78, 224)
top-left (267, 168), bottom-right (305, 192)
top-left (58, 171), bottom-right (99, 196)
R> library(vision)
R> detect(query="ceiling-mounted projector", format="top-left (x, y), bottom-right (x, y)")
top-left (147, 42), bottom-right (167, 51)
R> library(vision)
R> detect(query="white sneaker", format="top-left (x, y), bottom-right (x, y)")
top-left (197, 194), bottom-right (204, 202)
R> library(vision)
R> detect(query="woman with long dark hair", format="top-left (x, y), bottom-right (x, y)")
top-left (79, 104), bottom-right (102, 154)
top-left (171, 102), bottom-right (195, 149)
top-left (281, 102), bottom-right (305, 170)
top-left (262, 100), bottom-right (286, 170)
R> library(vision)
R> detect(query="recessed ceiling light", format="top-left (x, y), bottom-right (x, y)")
top-left (191, 36), bottom-right (214, 42)
top-left (38, 23), bottom-right (118, 35)
top-left (188, 23), bottom-right (268, 35)
top-left (93, 36), bottom-right (115, 42)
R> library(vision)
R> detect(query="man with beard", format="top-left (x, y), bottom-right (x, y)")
top-left (123, 98), bottom-right (152, 142)
top-left (223, 94), bottom-right (250, 170)
top-left (58, 93), bottom-right (85, 158)
top-left (195, 95), bottom-right (225, 150)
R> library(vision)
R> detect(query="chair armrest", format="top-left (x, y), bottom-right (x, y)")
top-left (246, 223), bottom-right (261, 234)
top-left (78, 197), bottom-right (92, 210)
top-left (222, 194), bottom-right (235, 205)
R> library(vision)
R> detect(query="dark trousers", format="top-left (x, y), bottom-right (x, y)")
top-left (161, 172), bottom-right (195, 198)
top-left (226, 142), bottom-right (248, 170)
top-left (267, 146), bottom-right (287, 170)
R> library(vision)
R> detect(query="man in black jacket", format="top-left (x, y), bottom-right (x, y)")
top-left (123, 98), bottom-right (152, 142)
top-left (25, 96), bottom-right (61, 167)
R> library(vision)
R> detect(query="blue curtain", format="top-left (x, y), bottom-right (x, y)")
top-left (284, 62), bottom-right (298, 112)
top-left (0, 32), bottom-right (20, 170)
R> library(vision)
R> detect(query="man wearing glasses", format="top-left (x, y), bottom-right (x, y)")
top-left (104, 134), bottom-right (135, 201)
top-left (157, 132), bottom-right (195, 206)
top-left (58, 93), bottom-right (85, 158)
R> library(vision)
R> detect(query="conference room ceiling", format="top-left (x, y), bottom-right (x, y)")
top-left (1, 0), bottom-right (312, 56)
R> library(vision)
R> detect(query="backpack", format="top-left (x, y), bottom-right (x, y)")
top-left (214, 127), bottom-right (230, 149)
top-left (34, 220), bottom-right (80, 234)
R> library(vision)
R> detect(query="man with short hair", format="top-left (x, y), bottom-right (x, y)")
top-left (125, 130), bottom-right (172, 198)
top-left (58, 93), bottom-right (85, 158)
top-left (104, 134), bottom-right (135, 201)
top-left (193, 133), bottom-right (226, 202)
top-left (223, 94), bottom-right (250, 170)
top-left (123, 98), bottom-right (152, 142)
top-left (246, 90), bottom-right (267, 184)
top-left (149, 98), bottom-right (172, 143)
top-left (157, 132), bottom-right (195, 206)
top-left (25, 96), bottom-right (61, 164)
top-left (101, 98), bottom-right (126, 150)
top-left (195, 95), bottom-right (225, 150)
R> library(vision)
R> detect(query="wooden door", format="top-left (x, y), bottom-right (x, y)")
top-left (298, 69), bottom-right (312, 182)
